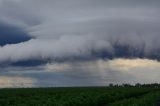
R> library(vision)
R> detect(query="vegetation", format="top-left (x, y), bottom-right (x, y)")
top-left (0, 84), bottom-right (160, 106)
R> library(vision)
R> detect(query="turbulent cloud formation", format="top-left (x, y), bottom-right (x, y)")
top-left (0, 0), bottom-right (160, 65)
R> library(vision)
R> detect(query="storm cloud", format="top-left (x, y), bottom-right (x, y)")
top-left (0, 0), bottom-right (160, 65)
top-left (0, 23), bottom-right (32, 46)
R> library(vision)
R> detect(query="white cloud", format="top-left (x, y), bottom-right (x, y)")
top-left (0, 35), bottom-right (113, 63)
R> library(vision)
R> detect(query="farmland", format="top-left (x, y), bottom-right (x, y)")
top-left (0, 86), bottom-right (160, 106)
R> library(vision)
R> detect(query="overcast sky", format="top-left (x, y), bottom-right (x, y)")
top-left (0, 0), bottom-right (160, 87)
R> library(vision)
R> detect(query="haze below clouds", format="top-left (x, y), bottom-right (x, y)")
top-left (1, 58), bottom-right (160, 88)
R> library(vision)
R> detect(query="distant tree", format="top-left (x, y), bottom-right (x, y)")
top-left (135, 83), bottom-right (141, 87)
top-left (109, 83), bottom-right (113, 87)
top-left (122, 84), bottom-right (133, 87)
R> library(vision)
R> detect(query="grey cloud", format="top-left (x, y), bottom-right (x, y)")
top-left (0, 0), bottom-right (42, 27)
top-left (0, 0), bottom-right (160, 65)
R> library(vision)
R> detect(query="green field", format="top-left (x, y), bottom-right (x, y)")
top-left (0, 87), bottom-right (160, 106)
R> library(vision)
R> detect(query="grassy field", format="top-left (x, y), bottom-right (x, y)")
top-left (0, 87), bottom-right (160, 106)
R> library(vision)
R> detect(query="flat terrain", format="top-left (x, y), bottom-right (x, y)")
top-left (0, 87), bottom-right (160, 106)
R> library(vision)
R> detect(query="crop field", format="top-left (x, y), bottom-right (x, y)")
top-left (0, 87), bottom-right (160, 106)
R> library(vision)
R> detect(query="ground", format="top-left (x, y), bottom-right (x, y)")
top-left (0, 87), bottom-right (160, 106)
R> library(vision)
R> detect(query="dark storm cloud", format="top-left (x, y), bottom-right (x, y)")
top-left (0, 0), bottom-right (160, 65)
top-left (0, 23), bottom-right (32, 46)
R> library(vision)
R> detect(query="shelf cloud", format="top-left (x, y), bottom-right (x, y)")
top-left (0, 0), bottom-right (160, 66)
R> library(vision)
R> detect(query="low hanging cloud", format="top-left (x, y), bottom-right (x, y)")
top-left (0, 0), bottom-right (160, 65)
top-left (0, 35), bottom-right (113, 64)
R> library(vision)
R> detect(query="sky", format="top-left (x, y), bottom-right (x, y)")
top-left (0, 0), bottom-right (160, 88)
